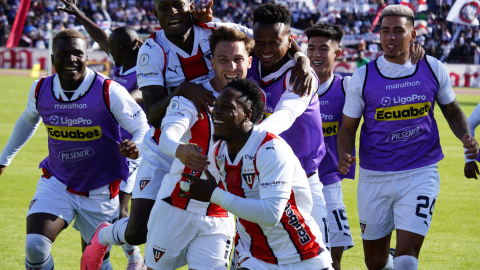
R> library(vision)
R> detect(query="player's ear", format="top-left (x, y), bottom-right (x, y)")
top-left (247, 55), bottom-right (252, 69)
top-left (244, 108), bottom-right (253, 122)
top-left (211, 55), bottom-right (215, 70)
top-left (334, 48), bottom-right (342, 61)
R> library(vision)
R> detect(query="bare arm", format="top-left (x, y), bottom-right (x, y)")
top-left (58, 0), bottom-right (109, 54)
top-left (337, 114), bottom-right (361, 175)
top-left (438, 98), bottom-right (479, 159)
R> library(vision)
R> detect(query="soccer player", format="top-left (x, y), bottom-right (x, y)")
top-left (337, 5), bottom-right (479, 270)
top-left (143, 26), bottom-right (256, 269)
top-left (0, 29), bottom-right (149, 270)
top-left (58, 1), bottom-right (147, 267)
top-left (465, 102), bottom-right (480, 179)
top-left (245, 3), bottom-right (330, 251)
top-left (181, 78), bottom-right (332, 269)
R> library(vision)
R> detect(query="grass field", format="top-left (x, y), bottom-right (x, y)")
top-left (0, 74), bottom-right (479, 270)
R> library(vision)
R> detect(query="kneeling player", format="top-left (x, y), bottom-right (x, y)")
top-left (182, 79), bottom-right (332, 270)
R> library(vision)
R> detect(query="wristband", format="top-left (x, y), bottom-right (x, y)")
top-left (180, 181), bottom-right (191, 192)
top-left (294, 52), bottom-right (307, 62)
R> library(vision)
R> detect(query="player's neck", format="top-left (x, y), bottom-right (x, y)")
top-left (383, 51), bottom-right (409, 65)
top-left (121, 52), bottom-right (139, 71)
top-left (317, 70), bottom-right (333, 85)
top-left (225, 127), bottom-right (253, 155)
top-left (210, 78), bottom-right (223, 94)
top-left (260, 53), bottom-right (290, 78)
top-left (166, 27), bottom-right (195, 55)
top-left (58, 74), bottom-right (86, 91)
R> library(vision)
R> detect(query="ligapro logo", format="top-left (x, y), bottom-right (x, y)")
top-left (381, 97), bottom-right (391, 106)
top-left (50, 115), bottom-right (59, 124)
top-left (386, 81), bottom-right (420, 90)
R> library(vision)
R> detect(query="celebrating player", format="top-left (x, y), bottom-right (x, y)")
top-left (337, 5), bottom-right (479, 270)
top-left (58, 1), bottom-right (147, 267)
top-left (181, 78), bottom-right (332, 269)
top-left (0, 29), bottom-right (149, 270)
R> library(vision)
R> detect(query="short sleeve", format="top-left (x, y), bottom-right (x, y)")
top-left (426, 56), bottom-right (456, 105)
top-left (255, 139), bottom-right (294, 200)
top-left (343, 67), bottom-right (366, 118)
top-left (25, 78), bottom-right (41, 118)
top-left (136, 38), bottom-right (166, 89)
top-left (108, 81), bottom-right (148, 133)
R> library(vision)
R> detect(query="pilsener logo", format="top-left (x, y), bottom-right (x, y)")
top-left (375, 102), bottom-right (430, 121)
top-left (46, 125), bottom-right (102, 141)
top-left (386, 81), bottom-right (420, 90)
top-left (322, 122), bottom-right (339, 136)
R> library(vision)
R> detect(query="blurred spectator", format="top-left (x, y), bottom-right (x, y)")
top-left (356, 50), bottom-right (370, 68)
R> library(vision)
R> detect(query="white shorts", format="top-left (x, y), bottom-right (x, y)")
top-left (27, 175), bottom-right (119, 243)
top-left (120, 158), bottom-right (141, 194)
top-left (323, 181), bottom-right (354, 250)
top-left (234, 250), bottom-right (333, 270)
top-left (145, 200), bottom-right (235, 270)
top-left (358, 170), bottom-right (440, 240)
top-left (308, 172), bottom-right (330, 251)
top-left (131, 157), bottom-right (170, 200)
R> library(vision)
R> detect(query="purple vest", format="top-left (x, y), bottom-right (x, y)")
top-left (36, 73), bottom-right (129, 192)
top-left (360, 58), bottom-right (444, 171)
top-left (247, 56), bottom-right (325, 175)
top-left (112, 65), bottom-right (145, 140)
top-left (318, 75), bottom-right (355, 185)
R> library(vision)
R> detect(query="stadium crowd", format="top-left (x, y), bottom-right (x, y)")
top-left (1, 0), bottom-right (480, 63)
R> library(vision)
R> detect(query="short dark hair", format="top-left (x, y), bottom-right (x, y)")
top-left (305, 23), bottom-right (343, 44)
top-left (53, 29), bottom-right (86, 42)
top-left (224, 78), bottom-right (265, 124)
top-left (253, 3), bottom-right (291, 29)
top-left (209, 27), bottom-right (255, 57)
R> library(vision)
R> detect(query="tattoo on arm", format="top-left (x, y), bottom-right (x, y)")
top-left (438, 99), bottom-right (471, 140)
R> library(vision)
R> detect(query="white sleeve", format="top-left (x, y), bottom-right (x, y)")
top-left (208, 22), bottom-right (253, 38)
top-left (257, 71), bottom-right (317, 135)
top-left (211, 188), bottom-right (288, 226)
top-left (108, 81), bottom-right (149, 152)
top-left (427, 56), bottom-right (456, 105)
top-left (343, 76), bottom-right (351, 92)
top-left (0, 111), bottom-right (41, 166)
top-left (342, 67), bottom-right (365, 118)
top-left (136, 40), bottom-right (166, 88)
top-left (159, 97), bottom-right (198, 157)
top-left (26, 79), bottom-right (41, 118)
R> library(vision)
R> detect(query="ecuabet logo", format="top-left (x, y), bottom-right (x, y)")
top-left (375, 102), bottom-right (431, 121)
top-left (46, 125), bottom-right (102, 141)
top-left (460, 2), bottom-right (480, 23)
top-left (322, 122), bottom-right (339, 137)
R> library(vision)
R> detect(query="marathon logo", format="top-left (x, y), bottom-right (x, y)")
top-left (58, 147), bottom-right (95, 162)
top-left (46, 125), bottom-right (102, 141)
top-left (322, 122), bottom-right (339, 137)
top-left (385, 81), bottom-right (420, 90)
top-left (54, 104), bottom-right (87, 109)
top-left (112, 77), bottom-right (128, 84)
top-left (387, 124), bottom-right (425, 142)
top-left (285, 203), bottom-right (311, 245)
top-left (375, 102), bottom-right (431, 121)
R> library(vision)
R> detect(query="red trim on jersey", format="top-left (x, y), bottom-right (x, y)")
top-left (34, 77), bottom-right (46, 99)
top-left (279, 189), bottom-right (322, 261)
top-left (109, 179), bottom-right (122, 199)
top-left (214, 141), bottom-right (223, 172)
top-left (239, 218), bottom-right (278, 264)
top-left (41, 168), bottom-right (51, 179)
top-left (192, 20), bottom-right (216, 30)
top-left (259, 79), bottom-right (273, 88)
top-left (104, 79), bottom-right (112, 109)
top-left (254, 132), bottom-right (280, 175)
top-left (67, 187), bottom-right (89, 197)
top-left (177, 45), bottom-right (209, 82)
top-left (148, 32), bottom-right (156, 40)
top-left (147, 32), bottom-right (167, 81)
top-left (224, 159), bottom-right (245, 198)
top-left (153, 128), bottom-right (161, 145)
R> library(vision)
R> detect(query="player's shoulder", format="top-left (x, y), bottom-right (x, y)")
top-left (193, 20), bottom-right (217, 32)
top-left (254, 129), bottom-right (290, 157)
top-left (140, 31), bottom-right (167, 54)
top-left (166, 96), bottom-right (197, 114)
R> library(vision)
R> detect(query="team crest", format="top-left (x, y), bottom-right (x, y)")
top-left (139, 180), bottom-right (151, 191)
top-left (29, 199), bottom-right (37, 210)
top-left (241, 173), bottom-right (255, 190)
top-left (460, 1), bottom-right (480, 23)
top-left (153, 247), bottom-right (165, 262)
top-left (125, 249), bottom-right (135, 256)
top-left (139, 54), bottom-right (149, 66)
top-left (169, 100), bottom-right (180, 111)
top-left (360, 222), bottom-right (367, 234)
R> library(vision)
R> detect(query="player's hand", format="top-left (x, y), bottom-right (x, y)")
top-left (0, 165), bottom-right (5, 176)
top-left (176, 81), bottom-right (216, 119)
top-left (192, 1), bottom-right (214, 23)
top-left (338, 154), bottom-right (356, 175)
top-left (135, 37), bottom-right (144, 47)
top-left (176, 143), bottom-right (210, 171)
top-left (179, 168), bottom-right (217, 202)
top-left (409, 43), bottom-right (425, 65)
top-left (290, 56), bottom-right (314, 97)
top-left (464, 161), bottom-right (479, 180)
top-left (58, 0), bottom-right (81, 15)
top-left (119, 139), bottom-right (139, 159)
top-left (463, 134), bottom-right (479, 159)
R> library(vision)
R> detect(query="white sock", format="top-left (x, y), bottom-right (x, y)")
top-left (122, 245), bottom-right (143, 261)
top-left (99, 217), bottom-right (130, 246)
top-left (394, 255), bottom-right (418, 270)
top-left (382, 253), bottom-right (394, 270)
top-left (25, 234), bottom-right (54, 270)
top-left (100, 257), bottom-right (113, 270)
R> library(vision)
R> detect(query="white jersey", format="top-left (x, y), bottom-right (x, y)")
top-left (157, 93), bottom-right (229, 217)
top-left (214, 127), bottom-right (325, 265)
